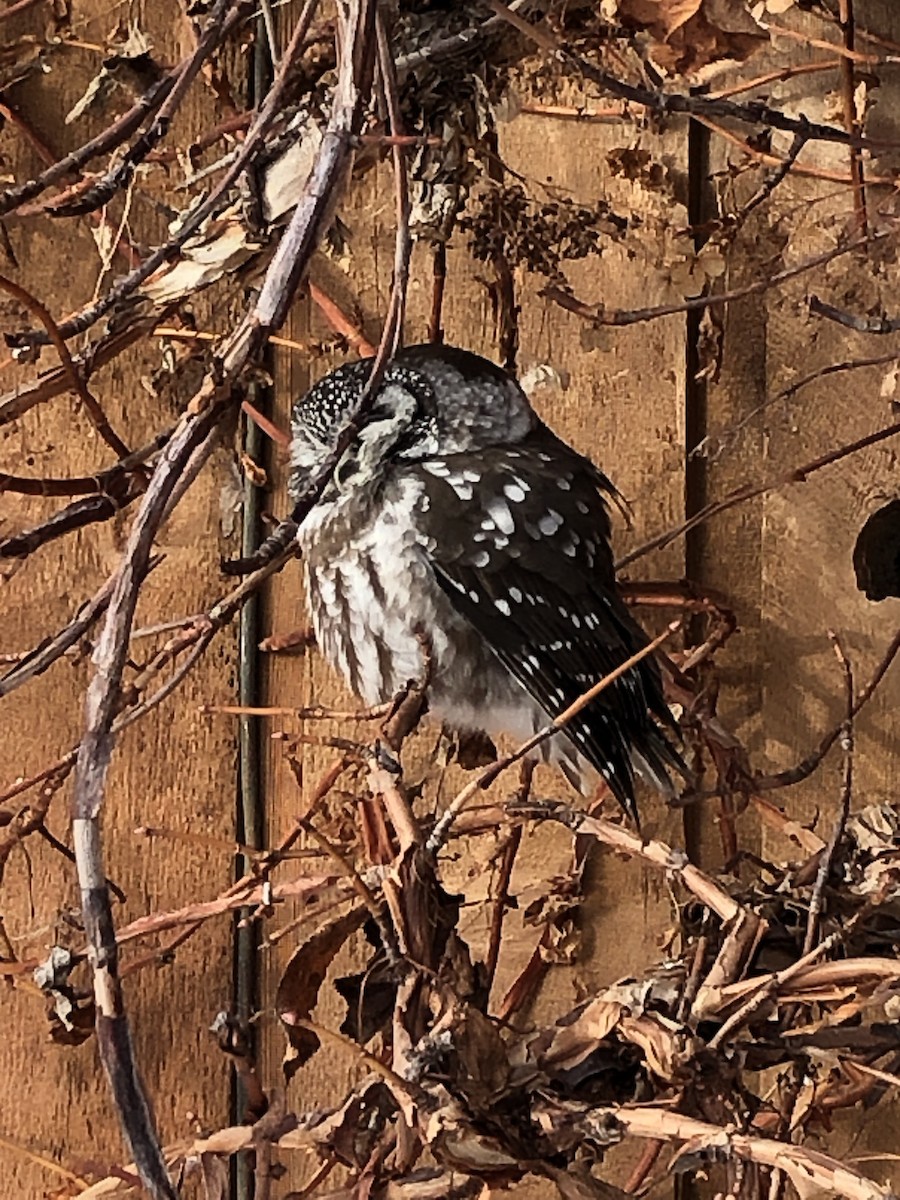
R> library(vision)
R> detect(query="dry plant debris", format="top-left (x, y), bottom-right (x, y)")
top-left (1, 2), bottom-right (900, 1199)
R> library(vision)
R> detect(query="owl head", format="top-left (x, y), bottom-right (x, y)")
top-left (288, 345), bottom-right (538, 499)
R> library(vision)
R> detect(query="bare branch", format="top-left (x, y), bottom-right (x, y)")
top-left (618, 417), bottom-right (900, 568)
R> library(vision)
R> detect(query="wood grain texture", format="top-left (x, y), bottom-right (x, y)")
top-left (704, 2), bottom-right (900, 1178)
top-left (7, 1), bottom-right (900, 1196)
top-left (254, 64), bottom-right (688, 1191)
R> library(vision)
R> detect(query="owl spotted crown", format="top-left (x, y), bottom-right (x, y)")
top-left (289, 343), bottom-right (683, 820)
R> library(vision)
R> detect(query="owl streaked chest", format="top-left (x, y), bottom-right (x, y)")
top-left (297, 473), bottom-right (447, 704)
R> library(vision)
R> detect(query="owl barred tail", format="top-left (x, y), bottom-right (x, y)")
top-left (289, 343), bottom-right (686, 821)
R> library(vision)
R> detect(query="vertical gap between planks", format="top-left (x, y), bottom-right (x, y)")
top-left (683, 118), bottom-right (713, 858)
top-left (676, 103), bottom-right (713, 1200)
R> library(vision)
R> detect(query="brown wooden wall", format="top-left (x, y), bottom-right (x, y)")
top-left (2, 2), bottom-right (900, 1196)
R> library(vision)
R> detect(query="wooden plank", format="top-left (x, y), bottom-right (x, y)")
top-left (257, 61), bottom-right (689, 1190)
top-left (701, 2), bottom-right (900, 1181)
top-left (0, 5), bottom-right (240, 1194)
top-left (13, 3), bottom-right (900, 1194)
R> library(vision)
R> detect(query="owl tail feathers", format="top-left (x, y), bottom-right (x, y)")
top-left (563, 728), bottom-right (690, 827)
top-left (633, 744), bottom-right (683, 801)
top-left (632, 725), bottom-right (693, 805)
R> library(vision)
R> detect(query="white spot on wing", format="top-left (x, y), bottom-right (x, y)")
top-left (448, 476), bottom-right (473, 501)
top-left (503, 482), bottom-right (526, 504)
top-left (424, 460), bottom-right (450, 478)
top-left (495, 598), bottom-right (511, 616)
top-left (486, 496), bottom-right (514, 535)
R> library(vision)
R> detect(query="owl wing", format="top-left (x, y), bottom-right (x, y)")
top-left (408, 428), bottom-right (680, 817)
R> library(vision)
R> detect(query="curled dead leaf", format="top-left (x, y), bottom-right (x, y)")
top-left (617, 0), bottom-right (765, 79)
top-left (276, 905), bottom-right (367, 1079)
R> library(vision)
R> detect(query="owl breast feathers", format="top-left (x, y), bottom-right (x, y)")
top-left (288, 343), bottom-right (683, 820)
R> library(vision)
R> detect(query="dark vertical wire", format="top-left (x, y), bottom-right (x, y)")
top-left (676, 106), bottom-right (711, 1200)
top-left (233, 22), bottom-right (275, 1200)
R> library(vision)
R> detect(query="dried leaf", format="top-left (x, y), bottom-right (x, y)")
top-left (424, 1087), bottom-right (520, 1175)
top-left (310, 1080), bottom-right (398, 1169)
top-left (617, 0), bottom-right (765, 78)
top-left (276, 905), bottom-right (367, 1078)
top-left (853, 500), bottom-right (900, 602)
top-left (239, 451), bottom-right (268, 487)
top-left (140, 114), bottom-right (324, 309)
top-left (532, 998), bottom-right (624, 1072)
top-left (618, 1014), bottom-right (686, 1082)
top-left (336, 961), bottom-right (397, 1045)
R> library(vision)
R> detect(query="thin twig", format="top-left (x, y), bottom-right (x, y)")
top-left (694, 112), bottom-right (898, 188)
top-left (728, 130), bottom-right (808, 232)
top-left (426, 621), bottom-right (683, 853)
top-left (692, 350), bottom-right (900, 461)
top-left (0, 479), bottom-right (145, 560)
top-left (623, 1140), bottom-right (665, 1195)
top-left (575, 1103), bottom-right (894, 1200)
top-left (0, 556), bottom-right (162, 698)
top-left (51, 0), bottom-right (245, 217)
top-left (707, 920), bottom-right (861, 1052)
top-left (308, 283), bottom-right (377, 355)
top-left (618, 417), bottom-right (900, 568)
top-left (810, 294), bottom-right (900, 334)
top-left (0, 315), bottom-right (167, 427)
top-left (801, 634), bottom-right (855, 956)
top-left (483, 0), bottom-right (896, 152)
top-left (0, 273), bottom-right (130, 457)
top-left (0, 428), bottom-right (170, 498)
top-left (0, 3), bottom-right (253, 217)
top-left (375, 7), bottom-right (413, 357)
top-left (755, 626), bottom-right (900, 792)
top-left (484, 825), bottom-right (523, 993)
top-left (707, 59), bottom-right (842, 101)
top-left (542, 231), bottom-right (878, 330)
top-left (513, 801), bottom-right (740, 925)
top-left (8, 0), bottom-right (323, 352)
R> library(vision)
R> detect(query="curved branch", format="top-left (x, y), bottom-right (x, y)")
top-left (66, 5), bottom-right (378, 1195)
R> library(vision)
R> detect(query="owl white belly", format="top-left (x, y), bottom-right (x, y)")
top-left (301, 491), bottom-right (443, 704)
top-left (298, 476), bottom-right (553, 750)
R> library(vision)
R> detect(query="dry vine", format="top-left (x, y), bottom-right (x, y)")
top-left (2, 3), bottom-right (900, 1200)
